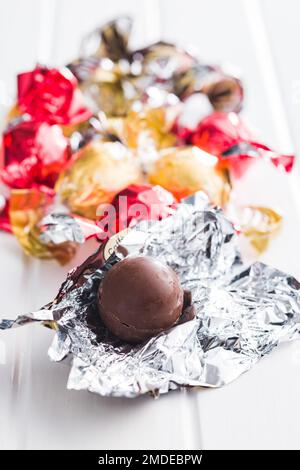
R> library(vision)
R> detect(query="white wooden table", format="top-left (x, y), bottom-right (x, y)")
top-left (1, 0), bottom-right (300, 450)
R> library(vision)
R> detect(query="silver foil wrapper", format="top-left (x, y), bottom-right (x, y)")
top-left (1, 193), bottom-right (300, 397)
top-left (38, 213), bottom-right (85, 245)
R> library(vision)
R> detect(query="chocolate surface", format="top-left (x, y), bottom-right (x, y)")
top-left (97, 255), bottom-right (184, 343)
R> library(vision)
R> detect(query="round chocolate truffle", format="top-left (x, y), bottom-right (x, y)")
top-left (98, 255), bottom-right (184, 343)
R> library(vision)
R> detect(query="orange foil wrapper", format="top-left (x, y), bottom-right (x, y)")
top-left (9, 188), bottom-right (103, 264)
top-left (8, 188), bottom-right (68, 262)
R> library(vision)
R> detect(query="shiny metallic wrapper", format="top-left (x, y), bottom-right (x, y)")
top-left (68, 16), bottom-right (243, 117)
top-left (38, 213), bottom-right (85, 245)
top-left (1, 193), bottom-right (300, 397)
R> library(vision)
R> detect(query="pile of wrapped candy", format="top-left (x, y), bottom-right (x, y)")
top-left (0, 16), bottom-right (294, 263)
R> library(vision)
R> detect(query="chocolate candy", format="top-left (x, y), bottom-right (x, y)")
top-left (98, 255), bottom-right (185, 343)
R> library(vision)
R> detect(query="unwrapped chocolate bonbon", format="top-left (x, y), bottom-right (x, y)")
top-left (98, 255), bottom-right (188, 343)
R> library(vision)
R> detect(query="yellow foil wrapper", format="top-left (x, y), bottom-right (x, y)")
top-left (238, 206), bottom-right (282, 253)
top-left (56, 141), bottom-right (141, 219)
top-left (148, 146), bottom-right (230, 205)
top-left (9, 188), bottom-right (77, 264)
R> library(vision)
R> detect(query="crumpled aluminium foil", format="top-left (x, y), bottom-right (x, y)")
top-left (38, 213), bottom-right (85, 245)
top-left (1, 194), bottom-right (300, 397)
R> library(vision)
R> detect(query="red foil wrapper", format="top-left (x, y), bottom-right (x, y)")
top-left (177, 112), bottom-right (295, 178)
top-left (67, 214), bottom-right (104, 240)
top-left (1, 119), bottom-right (70, 189)
top-left (97, 184), bottom-right (177, 239)
top-left (0, 196), bottom-right (11, 233)
top-left (17, 66), bottom-right (92, 125)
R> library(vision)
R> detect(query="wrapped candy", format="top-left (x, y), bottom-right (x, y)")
top-left (97, 183), bottom-right (177, 238)
top-left (67, 105), bottom-right (179, 159)
top-left (173, 63), bottom-right (243, 112)
top-left (68, 17), bottom-right (166, 116)
top-left (197, 67), bottom-right (243, 112)
top-left (148, 146), bottom-right (230, 205)
top-left (78, 63), bottom-right (138, 117)
top-left (17, 66), bottom-right (92, 125)
top-left (137, 41), bottom-right (198, 88)
top-left (38, 213), bottom-right (103, 247)
top-left (1, 118), bottom-right (70, 189)
top-left (177, 111), bottom-right (295, 178)
top-left (9, 187), bottom-right (102, 264)
top-left (122, 107), bottom-right (178, 150)
top-left (8, 188), bottom-right (60, 260)
top-left (56, 141), bottom-right (141, 219)
top-left (69, 17), bottom-right (243, 117)
top-left (62, 115), bottom-right (103, 153)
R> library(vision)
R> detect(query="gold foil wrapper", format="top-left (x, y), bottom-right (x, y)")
top-left (80, 65), bottom-right (136, 117)
top-left (85, 16), bottom-right (132, 61)
top-left (238, 206), bottom-right (283, 253)
top-left (148, 146), bottom-right (230, 205)
top-left (69, 16), bottom-right (244, 117)
top-left (107, 107), bottom-right (178, 150)
top-left (9, 189), bottom-right (77, 264)
top-left (61, 119), bottom-right (91, 138)
top-left (124, 108), bottom-right (177, 150)
top-left (56, 141), bottom-right (141, 219)
top-left (71, 18), bottom-right (199, 116)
